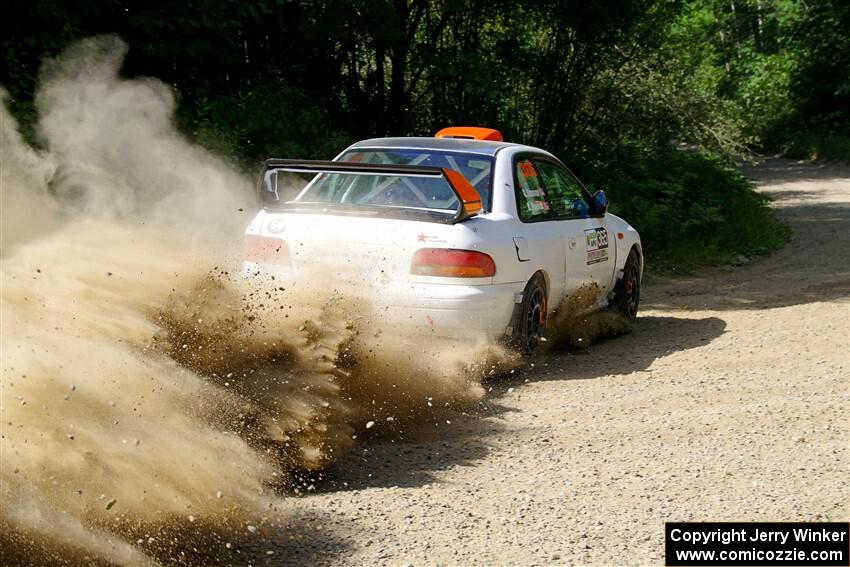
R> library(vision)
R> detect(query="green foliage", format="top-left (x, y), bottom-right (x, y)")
top-left (584, 147), bottom-right (790, 270)
top-left (785, 0), bottom-right (850, 135)
top-left (665, 0), bottom-right (849, 155)
top-left (1, 0), bottom-right (823, 273)
top-left (179, 83), bottom-right (353, 167)
top-left (734, 48), bottom-right (795, 136)
top-left (776, 132), bottom-right (850, 162)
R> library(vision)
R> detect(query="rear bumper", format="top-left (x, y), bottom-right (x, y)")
top-left (376, 281), bottom-right (523, 340)
top-left (242, 262), bottom-right (522, 340)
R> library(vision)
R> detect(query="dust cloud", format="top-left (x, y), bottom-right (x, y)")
top-left (0, 36), bottom-right (513, 564)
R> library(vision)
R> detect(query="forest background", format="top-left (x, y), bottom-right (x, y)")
top-left (3, 0), bottom-right (847, 268)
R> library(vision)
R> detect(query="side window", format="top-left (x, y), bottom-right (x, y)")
top-left (515, 159), bottom-right (551, 221)
top-left (535, 160), bottom-right (589, 218)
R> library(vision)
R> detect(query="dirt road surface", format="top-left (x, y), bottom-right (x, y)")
top-left (256, 157), bottom-right (850, 566)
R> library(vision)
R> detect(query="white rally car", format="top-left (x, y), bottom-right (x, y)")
top-left (244, 127), bottom-right (642, 354)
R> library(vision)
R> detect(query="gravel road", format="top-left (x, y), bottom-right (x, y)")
top-left (254, 157), bottom-right (850, 566)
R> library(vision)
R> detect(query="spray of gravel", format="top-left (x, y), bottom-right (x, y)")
top-left (545, 283), bottom-right (634, 350)
top-left (0, 36), bottom-right (516, 565)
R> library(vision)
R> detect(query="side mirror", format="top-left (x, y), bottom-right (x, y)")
top-left (592, 190), bottom-right (608, 215)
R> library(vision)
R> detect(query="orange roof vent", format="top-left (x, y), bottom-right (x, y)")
top-left (435, 126), bottom-right (503, 142)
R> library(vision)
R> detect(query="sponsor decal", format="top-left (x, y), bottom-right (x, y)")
top-left (416, 233), bottom-right (446, 243)
top-left (585, 227), bottom-right (609, 265)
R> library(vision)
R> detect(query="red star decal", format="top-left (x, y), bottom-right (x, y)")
top-left (417, 233), bottom-right (427, 242)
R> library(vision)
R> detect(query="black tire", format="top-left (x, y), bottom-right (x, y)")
top-left (509, 273), bottom-right (548, 355)
top-left (610, 249), bottom-right (640, 320)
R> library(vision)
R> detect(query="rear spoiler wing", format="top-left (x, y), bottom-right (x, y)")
top-left (259, 159), bottom-right (483, 223)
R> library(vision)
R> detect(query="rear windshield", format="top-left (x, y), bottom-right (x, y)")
top-left (300, 170), bottom-right (460, 212)
top-left (337, 149), bottom-right (493, 209)
top-left (264, 149), bottom-right (494, 212)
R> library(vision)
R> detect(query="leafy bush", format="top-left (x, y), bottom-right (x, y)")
top-left (1, 1), bottom-right (809, 274)
top-left (179, 83), bottom-right (353, 169)
top-left (734, 50), bottom-right (796, 137)
top-left (777, 132), bottom-right (850, 162)
top-left (581, 146), bottom-right (790, 271)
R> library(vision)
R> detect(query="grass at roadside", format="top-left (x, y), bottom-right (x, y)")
top-left (582, 146), bottom-right (791, 273)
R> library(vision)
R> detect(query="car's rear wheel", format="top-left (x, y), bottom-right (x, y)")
top-left (610, 249), bottom-right (640, 321)
top-left (510, 273), bottom-right (548, 355)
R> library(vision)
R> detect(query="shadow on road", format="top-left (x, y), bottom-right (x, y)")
top-left (645, 156), bottom-right (849, 311)
top-left (293, 160), bottom-right (846, 501)
top-left (231, 512), bottom-right (353, 567)
top-left (259, 156), bottom-right (847, 564)
top-left (306, 405), bottom-right (510, 493)
top-left (307, 314), bottom-right (726, 495)
top-left (644, 200), bottom-right (850, 311)
top-left (512, 314), bottom-right (726, 383)
top-left (740, 157), bottom-right (850, 185)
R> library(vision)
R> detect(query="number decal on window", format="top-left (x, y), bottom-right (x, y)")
top-left (519, 161), bottom-right (538, 178)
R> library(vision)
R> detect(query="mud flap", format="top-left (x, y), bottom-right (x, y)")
top-left (504, 292), bottom-right (525, 337)
top-left (608, 268), bottom-right (625, 301)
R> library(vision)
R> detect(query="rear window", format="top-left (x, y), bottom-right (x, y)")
top-left (296, 148), bottom-right (494, 211)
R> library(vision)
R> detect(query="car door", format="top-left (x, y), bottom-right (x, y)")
top-left (531, 159), bottom-right (616, 298)
top-left (512, 156), bottom-right (581, 306)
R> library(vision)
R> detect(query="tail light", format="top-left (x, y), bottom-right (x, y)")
top-left (411, 248), bottom-right (496, 277)
top-left (244, 234), bottom-right (289, 265)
